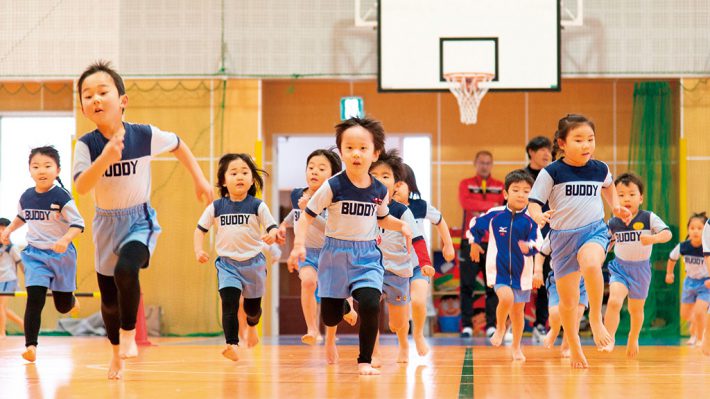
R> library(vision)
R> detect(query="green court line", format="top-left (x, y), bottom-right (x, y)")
top-left (458, 347), bottom-right (473, 398)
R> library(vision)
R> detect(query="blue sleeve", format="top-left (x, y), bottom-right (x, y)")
top-left (470, 212), bottom-right (493, 244)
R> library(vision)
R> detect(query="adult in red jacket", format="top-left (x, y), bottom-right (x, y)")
top-left (458, 150), bottom-right (505, 338)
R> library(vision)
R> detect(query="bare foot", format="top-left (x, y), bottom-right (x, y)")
top-left (397, 345), bottom-right (409, 363)
top-left (70, 296), bottom-right (81, 317)
top-left (490, 328), bottom-right (504, 347)
top-left (590, 322), bottom-right (613, 349)
top-left (301, 333), bottom-right (317, 346)
top-left (414, 334), bottom-right (430, 356)
top-left (358, 363), bottom-right (381, 375)
top-left (543, 330), bottom-right (558, 349)
top-left (702, 337), bottom-right (710, 356)
top-left (568, 347), bottom-right (589, 369)
top-left (626, 340), bottom-right (639, 359)
top-left (687, 336), bottom-right (697, 345)
top-left (371, 355), bottom-right (382, 368)
top-left (22, 346), bottom-right (36, 362)
top-left (222, 344), bottom-right (239, 361)
top-left (246, 326), bottom-right (259, 348)
top-left (696, 339), bottom-right (704, 347)
top-left (325, 341), bottom-right (339, 364)
top-left (315, 334), bottom-right (324, 344)
top-left (107, 351), bottom-right (123, 380)
top-left (0, 334), bottom-right (6, 340)
top-left (512, 347), bottom-right (526, 362)
top-left (119, 329), bottom-right (138, 359)
top-left (561, 347), bottom-right (571, 358)
top-left (343, 308), bottom-right (358, 326)
top-left (599, 341), bottom-right (615, 353)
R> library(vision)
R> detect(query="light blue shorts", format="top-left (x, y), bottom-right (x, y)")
top-left (317, 237), bottom-right (384, 299)
top-left (549, 220), bottom-right (609, 280)
top-left (383, 270), bottom-right (410, 306)
top-left (546, 273), bottom-right (588, 308)
top-left (681, 276), bottom-right (710, 304)
top-left (93, 203), bottom-right (161, 276)
top-left (215, 253), bottom-right (266, 299)
top-left (410, 265), bottom-right (431, 283)
top-left (608, 258), bottom-right (652, 300)
top-left (22, 244), bottom-right (77, 292)
top-left (299, 247), bottom-right (321, 271)
top-left (0, 279), bottom-right (17, 293)
top-left (494, 284), bottom-right (531, 303)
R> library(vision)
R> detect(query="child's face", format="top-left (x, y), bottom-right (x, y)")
top-left (80, 72), bottom-right (127, 128)
top-left (370, 163), bottom-right (396, 199)
top-left (529, 147), bottom-right (552, 169)
top-left (616, 182), bottom-right (643, 216)
top-left (29, 154), bottom-right (60, 192)
top-left (305, 155), bottom-right (333, 192)
top-left (223, 158), bottom-right (253, 198)
top-left (392, 181), bottom-right (410, 203)
top-left (559, 124), bottom-right (595, 165)
top-left (339, 126), bottom-right (380, 176)
top-left (504, 181), bottom-right (532, 211)
top-left (688, 219), bottom-right (704, 242)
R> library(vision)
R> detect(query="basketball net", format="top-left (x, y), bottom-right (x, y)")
top-left (444, 73), bottom-right (494, 125)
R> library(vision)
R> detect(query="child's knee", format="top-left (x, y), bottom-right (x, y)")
top-left (301, 277), bottom-right (317, 292)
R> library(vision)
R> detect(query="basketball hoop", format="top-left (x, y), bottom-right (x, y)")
top-left (444, 73), bottom-right (494, 125)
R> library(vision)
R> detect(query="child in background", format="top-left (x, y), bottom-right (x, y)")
top-left (288, 117), bottom-right (413, 375)
top-left (0, 146), bottom-right (84, 362)
top-left (702, 218), bottom-right (710, 356)
top-left (528, 114), bottom-right (631, 368)
top-left (666, 213), bottom-right (708, 346)
top-left (603, 173), bottom-right (671, 358)
top-left (370, 149), bottom-right (432, 364)
top-left (194, 154), bottom-right (279, 361)
top-left (470, 170), bottom-right (541, 362)
top-left (0, 218), bottom-right (25, 337)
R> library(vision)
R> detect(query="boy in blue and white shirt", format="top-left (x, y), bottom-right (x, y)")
top-left (470, 170), bottom-right (541, 362)
top-left (602, 173), bottom-right (671, 357)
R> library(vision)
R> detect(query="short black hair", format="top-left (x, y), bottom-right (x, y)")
top-left (615, 172), bottom-right (644, 195)
top-left (401, 163), bottom-right (421, 199)
top-left (77, 60), bottom-right (126, 99)
top-left (307, 148), bottom-right (342, 175)
top-left (553, 114), bottom-right (596, 160)
top-left (370, 149), bottom-right (405, 182)
top-left (216, 153), bottom-right (267, 198)
top-left (29, 146), bottom-right (67, 190)
top-left (504, 169), bottom-right (535, 191)
top-left (525, 136), bottom-right (552, 159)
top-left (335, 117), bottom-right (386, 155)
top-left (0, 218), bottom-right (10, 227)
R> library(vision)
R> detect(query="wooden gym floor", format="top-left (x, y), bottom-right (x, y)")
top-left (1, 336), bottom-right (709, 399)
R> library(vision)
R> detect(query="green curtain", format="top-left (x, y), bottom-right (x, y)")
top-left (615, 81), bottom-right (679, 339)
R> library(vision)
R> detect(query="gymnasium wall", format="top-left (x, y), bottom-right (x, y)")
top-left (682, 79), bottom-right (710, 220)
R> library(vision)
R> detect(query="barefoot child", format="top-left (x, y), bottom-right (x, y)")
top-left (470, 170), bottom-right (541, 362)
top-left (370, 150), bottom-right (432, 364)
top-left (280, 149), bottom-right (358, 345)
top-left (528, 114), bottom-right (632, 368)
top-left (0, 146), bottom-right (84, 362)
top-left (393, 163), bottom-right (455, 356)
top-left (0, 218), bottom-right (25, 337)
top-left (666, 213), bottom-right (708, 346)
top-left (702, 217), bottom-right (710, 356)
top-left (194, 154), bottom-right (279, 361)
top-left (73, 61), bottom-right (213, 379)
top-left (287, 117), bottom-right (413, 375)
top-left (603, 173), bottom-right (672, 358)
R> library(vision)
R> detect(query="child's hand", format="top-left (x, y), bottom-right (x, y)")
top-left (261, 229), bottom-right (279, 245)
top-left (533, 209), bottom-right (555, 228)
top-left (421, 265), bottom-right (435, 277)
top-left (195, 249), bottom-right (209, 263)
top-left (52, 238), bottom-right (69, 253)
top-left (442, 243), bottom-right (456, 262)
top-left (665, 272), bottom-right (674, 284)
top-left (288, 245), bottom-right (306, 272)
top-left (639, 234), bottom-right (655, 246)
top-left (533, 272), bottom-right (544, 289)
top-left (275, 226), bottom-right (287, 245)
top-left (614, 205), bottom-right (633, 225)
top-left (517, 240), bottom-right (531, 255)
top-left (0, 230), bottom-right (9, 245)
top-left (101, 133), bottom-right (124, 164)
top-left (469, 242), bottom-right (485, 263)
top-left (297, 192), bottom-right (311, 210)
top-left (194, 176), bottom-right (215, 205)
top-left (401, 224), bottom-right (413, 254)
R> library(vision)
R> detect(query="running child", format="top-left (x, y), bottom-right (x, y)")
top-left (528, 114), bottom-right (632, 368)
top-left (287, 117), bottom-right (413, 376)
top-left (194, 153), bottom-right (279, 361)
top-left (393, 163), bottom-right (455, 355)
top-left (702, 216), bottom-right (710, 356)
top-left (666, 212), bottom-right (708, 346)
top-left (603, 173), bottom-right (671, 357)
top-left (73, 61), bottom-right (213, 379)
top-left (0, 146), bottom-right (84, 362)
top-left (370, 149), bottom-right (432, 364)
top-left (470, 169), bottom-right (541, 362)
top-left (0, 217), bottom-right (25, 337)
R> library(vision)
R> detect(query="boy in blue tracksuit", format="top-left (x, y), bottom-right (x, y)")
top-left (470, 170), bottom-right (542, 362)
